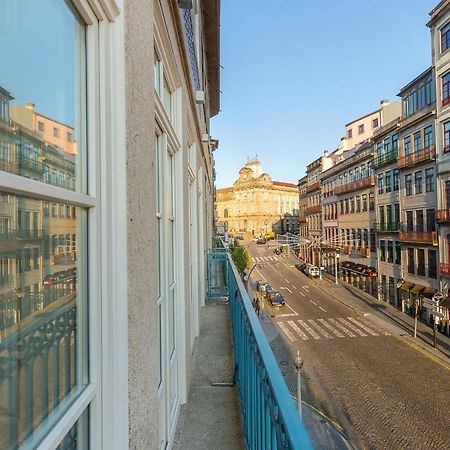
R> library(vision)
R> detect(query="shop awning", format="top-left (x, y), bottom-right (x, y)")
top-left (410, 284), bottom-right (426, 295)
top-left (400, 282), bottom-right (415, 291)
top-left (421, 287), bottom-right (437, 299)
top-left (340, 261), bottom-right (371, 276)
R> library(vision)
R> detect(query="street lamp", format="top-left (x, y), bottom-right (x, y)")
top-left (293, 351), bottom-right (303, 419)
top-left (335, 251), bottom-right (340, 284)
top-left (396, 277), bottom-right (405, 313)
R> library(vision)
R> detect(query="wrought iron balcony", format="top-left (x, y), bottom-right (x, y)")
top-left (335, 175), bottom-right (375, 195)
top-left (440, 262), bottom-right (450, 277)
top-left (435, 209), bottom-right (450, 223)
top-left (306, 205), bottom-right (321, 214)
top-left (305, 181), bottom-right (320, 193)
top-left (399, 230), bottom-right (438, 245)
top-left (373, 222), bottom-right (402, 232)
top-left (397, 145), bottom-right (436, 169)
top-left (298, 216), bottom-right (307, 223)
top-left (374, 149), bottom-right (398, 168)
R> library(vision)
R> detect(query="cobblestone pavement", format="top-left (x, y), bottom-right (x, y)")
top-left (248, 243), bottom-right (450, 450)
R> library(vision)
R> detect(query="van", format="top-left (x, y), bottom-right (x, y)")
top-left (305, 265), bottom-right (320, 278)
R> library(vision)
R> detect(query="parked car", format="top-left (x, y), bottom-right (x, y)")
top-left (235, 235), bottom-right (244, 240)
top-left (304, 264), bottom-right (320, 278)
top-left (256, 238), bottom-right (266, 244)
top-left (267, 290), bottom-right (286, 307)
top-left (295, 263), bottom-right (306, 271)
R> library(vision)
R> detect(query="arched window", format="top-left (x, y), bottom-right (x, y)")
top-left (224, 208), bottom-right (228, 218)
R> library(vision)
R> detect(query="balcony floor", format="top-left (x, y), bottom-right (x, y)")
top-left (173, 302), bottom-right (244, 450)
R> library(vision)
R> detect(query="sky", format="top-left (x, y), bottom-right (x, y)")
top-left (211, 0), bottom-right (438, 188)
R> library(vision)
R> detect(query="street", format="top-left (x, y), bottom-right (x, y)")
top-left (246, 241), bottom-right (450, 450)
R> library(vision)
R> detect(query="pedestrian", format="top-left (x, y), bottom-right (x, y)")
top-left (255, 298), bottom-right (261, 316)
top-left (252, 298), bottom-right (256, 310)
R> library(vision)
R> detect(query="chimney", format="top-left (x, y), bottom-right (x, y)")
top-left (25, 102), bottom-right (35, 111)
top-left (380, 99), bottom-right (390, 107)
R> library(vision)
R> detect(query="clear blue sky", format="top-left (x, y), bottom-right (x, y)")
top-left (211, 0), bottom-right (438, 188)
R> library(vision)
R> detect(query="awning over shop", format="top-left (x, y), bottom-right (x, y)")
top-left (400, 282), bottom-right (415, 291)
top-left (421, 287), bottom-right (437, 299)
top-left (340, 261), bottom-right (373, 277)
top-left (410, 284), bottom-right (426, 295)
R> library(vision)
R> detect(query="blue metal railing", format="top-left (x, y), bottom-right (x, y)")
top-left (226, 254), bottom-right (313, 449)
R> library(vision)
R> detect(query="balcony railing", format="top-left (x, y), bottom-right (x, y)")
top-left (374, 149), bottom-right (398, 168)
top-left (373, 222), bottom-right (402, 232)
top-left (399, 230), bottom-right (438, 245)
top-left (335, 175), bottom-right (375, 195)
top-left (306, 205), bottom-right (321, 214)
top-left (224, 253), bottom-right (313, 448)
top-left (397, 145), bottom-right (436, 169)
top-left (305, 181), bottom-right (320, 193)
top-left (298, 216), bottom-right (307, 223)
top-left (435, 209), bottom-right (450, 223)
top-left (440, 262), bottom-right (450, 277)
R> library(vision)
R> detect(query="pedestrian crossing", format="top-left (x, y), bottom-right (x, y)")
top-left (252, 256), bottom-right (280, 262)
top-left (278, 317), bottom-right (390, 342)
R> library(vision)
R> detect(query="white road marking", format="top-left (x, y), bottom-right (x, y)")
top-left (278, 322), bottom-right (295, 341)
top-left (303, 286), bottom-right (310, 291)
top-left (276, 313), bottom-right (299, 318)
top-left (251, 257), bottom-right (255, 262)
top-left (285, 278), bottom-right (290, 284)
top-left (274, 256), bottom-right (279, 261)
top-left (347, 317), bottom-right (378, 336)
top-left (300, 292), bottom-right (306, 297)
top-left (288, 321), bottom-right (309, 340)
top-left (329, 318), bottom-right (356, 337)
top-left (318, 319), bottom-right (345, 338)
top-left (292, 285), bottom-right (298, 290)
top-left (310, 300), bottom-right (317, 305)
top-left (297, 320), bottom-right (321, 339)
top-left (338, 318), bottom-right (367, 337)
top-left (285, 304), bottom-right (298, 315)
top-left (319, 306), bottom-right (327, 313)
top-left (308, 320), bottom-right (332, 339)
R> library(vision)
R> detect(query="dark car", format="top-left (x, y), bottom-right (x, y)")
top-left (256, 238), bottom-right (266, 244)
top-left (235, 235), bottom-right (244, 240)
top-left (295, 263), bottom-right (306, 271)
top-left (267, 290), bottom-right (286, 307)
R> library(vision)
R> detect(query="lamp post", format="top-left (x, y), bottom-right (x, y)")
top-left (293, 351), bottom-right (303, 419)
top-left (396, 277), bottom-right (405, 313)
top-left (335, 251), bottom-right (340, 284)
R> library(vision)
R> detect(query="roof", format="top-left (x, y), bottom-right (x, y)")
top-left (216, 187), bottom-right (233, 193)
top-left (427, 0), bottom-right (450, 27)
top-left (273, 181), bottom-right (298, 188)
top-left (397, 67), bottom-right (433, 96)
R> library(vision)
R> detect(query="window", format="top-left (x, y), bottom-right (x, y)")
top-left (406, 211), bottom-right (414, 231)
top-left (387, 241), bottom-right (393, 263)
top-left (427, 209), bottom-right (436, 232)
top-left (379, 205), bottom-right (385, 225)
top-left (384, 137), bottom-right (391, 153)
top-left (403, 96), bottom-right (409, 117)
top-left (340, 200), bottom-right (344, 215)
top-left (414, 171), bottom-right (423, 194)
top-left (344, 198), bottom-right (349, 214)
top-left (347, 128), bottom-right (352, 138)
top-left (350, 197), bottom-right (355, 214)
top-left (369, 193), bottom-right (375, 211)
top-left (361, 164), bottom-right (366, 179)
top-left (413, 131), bottom-right (422, 151)
top-left (407, 248), bottom-right (415, 274)
top-left (53, 127), bottom-right (60, 138)
top-left (392, 133), bottom-right (398, 151)
top-left (444, 121), bottom-right (450, 153)
top-left (386, 205), bottom-right (392, 224)
top-left (67, 132), bottom-right (73, 142)
top-left (380, 240), bottom-right (386, 261)
top-left (393, 169), bottom-right (399, 191)
top-left (154, 47), bottom-right (162, 93)
top-left (442, 72), bottom-right (450, 106)
top-left (405, 174), bottom-right (412, 196)
top-left (358, 124), bottom-right (364, 134)
top-left (356, 196), bottom-right (361, 213)
top-left (37, 121), bottom-right (45, 132)
top-left (404, 136), bottom-right (411, 155)
top-left (395, 241), bottom-right (401, 265)
top-left (417, 249), bottom-right (425, 276)
top-left (385, 171), bottom-right (391, 193)
top-left (426, 76), bottom-right (434, 104)
top-left (416, 210), bottom-right (424, 232)
top-left (354, 167), bottom-right (359, 181)
top-left (425, 168), bottom-right (434, 192)
top-left (362, 194), bottom-right (368, 212)
top-left (424, 126), bottom-right (434, 148)
top-left (377, 142), bottom-right (383, 156)
top-left (378, 173), bottom-right (384, 194)
top-left (372, 118), bottom-right (379, 129)
top-left (410, 89), bottom-right (417, 114)
top-left (441, 21), bottom-right (450, 52)
top-left (418, 83), bottom-right (425, 109)
top-left (394, 203), bottom-right (400, 224)
top-left (428, 249), bottom-right (437, 278)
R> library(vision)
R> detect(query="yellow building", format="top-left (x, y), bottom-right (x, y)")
top-left (216, 158), bottom-right (298, 236)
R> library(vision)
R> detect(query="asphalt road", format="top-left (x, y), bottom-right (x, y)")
top-left (246, 241), bottom-right (450, 450)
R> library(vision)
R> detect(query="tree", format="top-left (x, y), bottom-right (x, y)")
top-left (230, 240), bottom-right (250, 275)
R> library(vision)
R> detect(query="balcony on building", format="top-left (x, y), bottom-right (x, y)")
top-left (305, 181), bottom-right (320, 193)
top-left (334, 175), bottom-right (375, 195)
top-left (298, 215), bottom-right (307, 223)
top-left (399, 230), bottom-right (438, 245)
top-left (435, 209), bottom-right (450, 223)
top-left (397, 145), bottom-right (436, 169)
top-left (373, 222), bottom-right (402, 233)
top-left (440, 262), bottom-right (450, 277)
top-left (373, 149), bottom-right (398, 168)
top-left (306, 204), bottom-right (321, 214)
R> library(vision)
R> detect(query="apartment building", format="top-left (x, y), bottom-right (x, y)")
top-left (0, 1), bottom-right (220, 449)
top-left (298, 176), bottom-right (308, 257)
top-left (429, 0), bottom-right (450, 325)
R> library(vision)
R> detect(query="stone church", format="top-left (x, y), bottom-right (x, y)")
top-left (215, 158), bottom-right (299, 236)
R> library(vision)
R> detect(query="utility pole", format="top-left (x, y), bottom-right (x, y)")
top-left (294, 351), bottom-right (303, 419)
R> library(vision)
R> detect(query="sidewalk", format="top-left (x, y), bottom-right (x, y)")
top-left (316, 274), bottom-right (450, 363)
top-left (173, 302), bottom-right (244, 450)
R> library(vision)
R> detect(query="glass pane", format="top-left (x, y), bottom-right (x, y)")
top-left (168, 220), bottom-right (174, 285)
top-left (0, 192), bottom-right (88, 449)
top-left (0, 0), bottom-right (86, 193)
top-left (168, 289), bottom-right (175, 356)
top-left (55, 409), bottom-right (88, 450)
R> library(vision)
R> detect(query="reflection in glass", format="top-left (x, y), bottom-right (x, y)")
top-left (0, 0), bottom-right (85, 193)
top-left (0, 192), bottom-right (88, 449)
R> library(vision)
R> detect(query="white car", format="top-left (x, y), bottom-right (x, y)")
top-left (304, 264), bottom-right (320, 278)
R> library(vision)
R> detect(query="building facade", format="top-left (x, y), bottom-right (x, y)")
top-left (0, 1), bottom-right (220, 449)
top-left (215, 158), bottom-right (299, 236)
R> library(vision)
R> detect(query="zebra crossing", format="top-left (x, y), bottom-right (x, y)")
top-left (251, 256), bottom-right (280, 262)
top-left (278, 316), bottom-right (390, 342)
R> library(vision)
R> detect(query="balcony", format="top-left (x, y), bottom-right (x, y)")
top-left (335, 175), bottom-right (375, 195)
top-left (399, 231), bottom-right (438, 245)
top-left (305, 181), bottom-right (320, 193)
top-left (360, 247), bottom-right (370, 258)
top-left (373, 222), bottom-right (402, 233)
top-left (397, 145), bottom-right (436, 169)
top-left (298, 216), bottom-right (307, 223)
top-left (374, 149), bottom-right (398, 168)
top-left (440, 262), bottom-right (450, 277)
top-left (435, 209), bottom-right (450, 223)
top-left (306, 204), bottom-right (321, 214)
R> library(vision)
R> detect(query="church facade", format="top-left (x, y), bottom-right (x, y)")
top-left (216, 158), bottom-right (299, 236)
